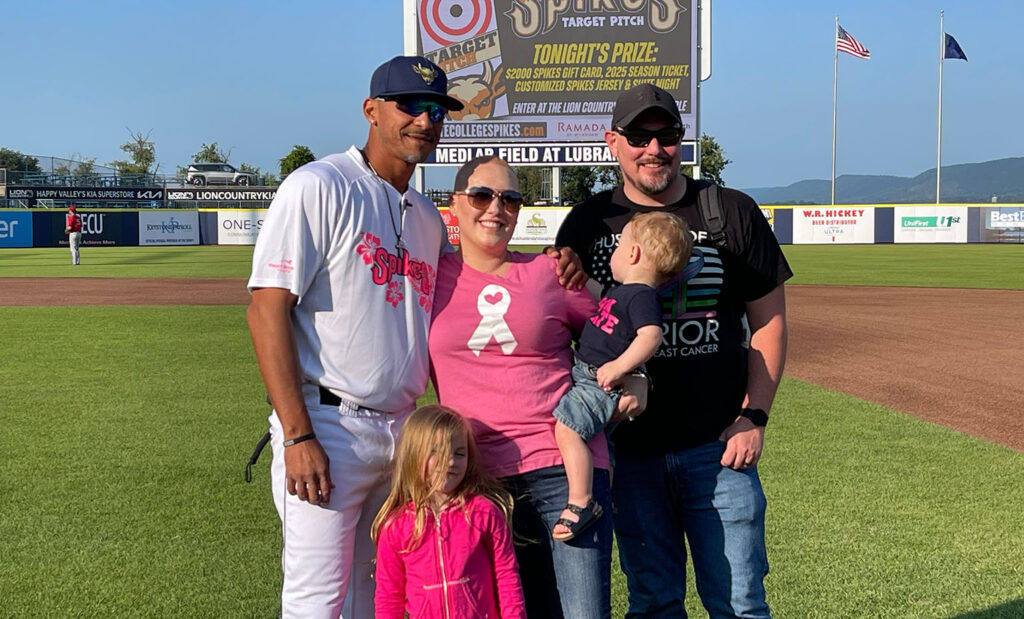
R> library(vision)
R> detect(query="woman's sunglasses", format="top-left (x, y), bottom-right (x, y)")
top-left (379, 96), bottom-right (447, 123)
top-left (458, 186), bottom-right (524, 212)
top-left (615, 127), bottom-right (683, 148)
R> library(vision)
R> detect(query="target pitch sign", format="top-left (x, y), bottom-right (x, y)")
top-left (411, 0), bottom-right (698, 159)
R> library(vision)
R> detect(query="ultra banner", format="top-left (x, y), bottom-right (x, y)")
top-left (793, 207), bottom-right (875, 244)
top-left (417, 0), bottom-right (697, 144)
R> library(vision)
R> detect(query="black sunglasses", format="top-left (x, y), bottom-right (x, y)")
top-left (615, 127), bottom-right (683, 148)
top-left (458, 186), bottom-right (524, 212)
top-left (380, 96), bottom-right (447, 123)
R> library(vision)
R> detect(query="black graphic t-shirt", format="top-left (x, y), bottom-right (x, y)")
top-left (556, 179), bottom-right (793, 454)
top-left (576, 283), bottom-right (662, 368)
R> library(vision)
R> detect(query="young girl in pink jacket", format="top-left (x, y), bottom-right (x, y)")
top-left (372, 405), bottom-right (526, 619)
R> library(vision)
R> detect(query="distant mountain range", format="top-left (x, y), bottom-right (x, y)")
top-left (742, 157), bottom-right (1024, 205)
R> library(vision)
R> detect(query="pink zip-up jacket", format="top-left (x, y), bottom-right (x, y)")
top-left (374, 494), bottom-right (526, 619)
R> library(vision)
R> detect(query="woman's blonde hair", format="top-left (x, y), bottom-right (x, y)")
top-left (370, 405), bottom-right (513, 552)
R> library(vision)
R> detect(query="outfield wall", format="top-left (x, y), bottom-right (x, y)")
top-left (1, 204), bottom-right (1022, 247)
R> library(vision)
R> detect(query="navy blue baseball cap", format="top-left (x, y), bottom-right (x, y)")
top-left (369, 56), bottom-right (464, 111)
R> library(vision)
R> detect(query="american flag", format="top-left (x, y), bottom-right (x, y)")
top-left (837, 25), bottom-right (870, 59)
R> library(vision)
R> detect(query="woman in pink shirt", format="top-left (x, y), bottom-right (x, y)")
top-left (429, 156), bottom-right (645, 618)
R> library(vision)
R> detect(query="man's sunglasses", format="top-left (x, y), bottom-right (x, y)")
top-left (379, 97), bottom-right (447, 123)
top-left (458, 186), bottom-right (524, 212)
top-left (615, 127), bottom-right (683, 148)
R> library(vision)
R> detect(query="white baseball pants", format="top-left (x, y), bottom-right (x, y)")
top-left (69, 231), bottom-right (81, 265)
top-left (269, 384), bottom-right (409, 619)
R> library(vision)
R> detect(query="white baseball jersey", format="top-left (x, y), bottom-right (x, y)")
top-left (248, 146), bottom-right (448, 413)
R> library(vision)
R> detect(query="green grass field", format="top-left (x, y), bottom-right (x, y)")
top-left (3, 244), bottom-right (1023, 289)
top-left (2, 244), bottom-right (1023, 617)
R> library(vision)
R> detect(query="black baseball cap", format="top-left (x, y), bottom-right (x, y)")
top-left (611, 83), bottom-right (682, 130)
top-left (369, 56), bottom-right (464, 111)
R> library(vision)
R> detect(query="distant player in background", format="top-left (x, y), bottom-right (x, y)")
top-left (65, 205), bottom-right (82, 265)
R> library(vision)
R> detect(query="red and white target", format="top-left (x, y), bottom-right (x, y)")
top-left (420, 0), bottom-right (494, 47)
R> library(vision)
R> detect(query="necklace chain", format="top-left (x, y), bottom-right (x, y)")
top-left (361, 150), bottom-right (406, 256)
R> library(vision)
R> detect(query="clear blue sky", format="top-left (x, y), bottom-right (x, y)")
top-left (2, 1), bottom-right (1020, 190)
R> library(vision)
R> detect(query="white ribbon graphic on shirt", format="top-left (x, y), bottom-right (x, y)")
top-left (468, 284), bottom-right (518, 356)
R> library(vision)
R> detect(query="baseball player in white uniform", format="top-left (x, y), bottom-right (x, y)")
top-left (246, 56), bottom-right (463, 618)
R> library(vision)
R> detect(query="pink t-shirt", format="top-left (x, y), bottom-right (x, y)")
top-left (429, 252), bottom-right (608, 478)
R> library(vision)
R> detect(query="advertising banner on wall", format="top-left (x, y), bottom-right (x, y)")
top-left (32, 210), bottom-right (138, 247)
top-left (167, 188), bottom-right (277, 202)
top-left (217, 210), bottom-right (265, 245)
top-left (0, 211), bottom-right (33, 248)
top-left (139, 211), bottom-right (200, 245)
top-left (416, 0), bottom-right (697, 144)
top-left (981, 206), bottom-right (1024, 242)
top-left (793, 207), bottom-right (875, 244)
top-left (893, 206), bottom-right (967, 243)
top-left (511, 207), bottom-right (570, 245)
top-left (439, 207), bottom-right (568, 245)
top-left (5, 186), bottom-right (164, 201)
top-left (426, 141), bottom-right (696, 165)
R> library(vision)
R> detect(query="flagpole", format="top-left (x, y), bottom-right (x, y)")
top-left (936, 10), bottom-right (944, 204)
top-left (832, 16), bottom-right (838, 205)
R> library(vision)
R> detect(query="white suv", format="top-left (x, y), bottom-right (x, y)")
top-left (186, 163), bottom-right (258, 186)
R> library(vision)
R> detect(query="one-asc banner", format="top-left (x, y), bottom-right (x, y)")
top-left (893, 207), bottom-right (967, 243)
top-left (793, 207), bottom-right (875, 244)
top-left (418, 0), bottom-right (697, 143)
top-left (217, 210), bottom-right (265, 245)
top-left (139, 211), bottom-right (200, 245)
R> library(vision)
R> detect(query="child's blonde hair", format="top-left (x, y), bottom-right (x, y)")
top-left (629, 211), bottom-right (693, 283)
top-left (371, 405), bottom-right (513, 552)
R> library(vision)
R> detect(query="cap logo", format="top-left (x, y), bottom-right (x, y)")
top-left (412, 63), bottom-right (437, 85)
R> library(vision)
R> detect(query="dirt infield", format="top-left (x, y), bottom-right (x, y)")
top-left (3, 278), bottom-right (1022, 452)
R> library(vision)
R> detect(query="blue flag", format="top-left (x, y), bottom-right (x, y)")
top-left (944, 33), bottom-right (967, 61)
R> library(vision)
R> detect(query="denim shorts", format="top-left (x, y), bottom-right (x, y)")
top-left (552, 358), bottom-right (620, 441)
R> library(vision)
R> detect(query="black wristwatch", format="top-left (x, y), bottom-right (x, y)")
top-left (740, 407), bottom-right (769, 427)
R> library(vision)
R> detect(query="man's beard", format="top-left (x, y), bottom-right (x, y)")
top-left (627, 165), bottom-right (675, 196)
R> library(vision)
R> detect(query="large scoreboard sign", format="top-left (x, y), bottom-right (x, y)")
top-left (413, 0), bottom-right (698, 154)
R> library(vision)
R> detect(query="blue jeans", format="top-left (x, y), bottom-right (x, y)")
top-left (612, 441), bottom-right (770, 619)
top-left (502, 465), bottom-right (613, 618)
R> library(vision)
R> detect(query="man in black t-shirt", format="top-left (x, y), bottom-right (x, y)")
top-left (556, 84), bottom-right (792, 618)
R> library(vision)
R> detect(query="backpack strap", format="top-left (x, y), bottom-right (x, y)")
top-left (696, 179), bottom-right (727, 249)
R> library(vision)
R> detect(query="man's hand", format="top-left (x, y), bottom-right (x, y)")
top-left (543, 246), bottom-right (587, 290)
top-left (609, 374), bottom-right (648, 423)
top-left (719, 417), bottom-right (765, 470)
top-left (285, 438), bottom-right (335, 505)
